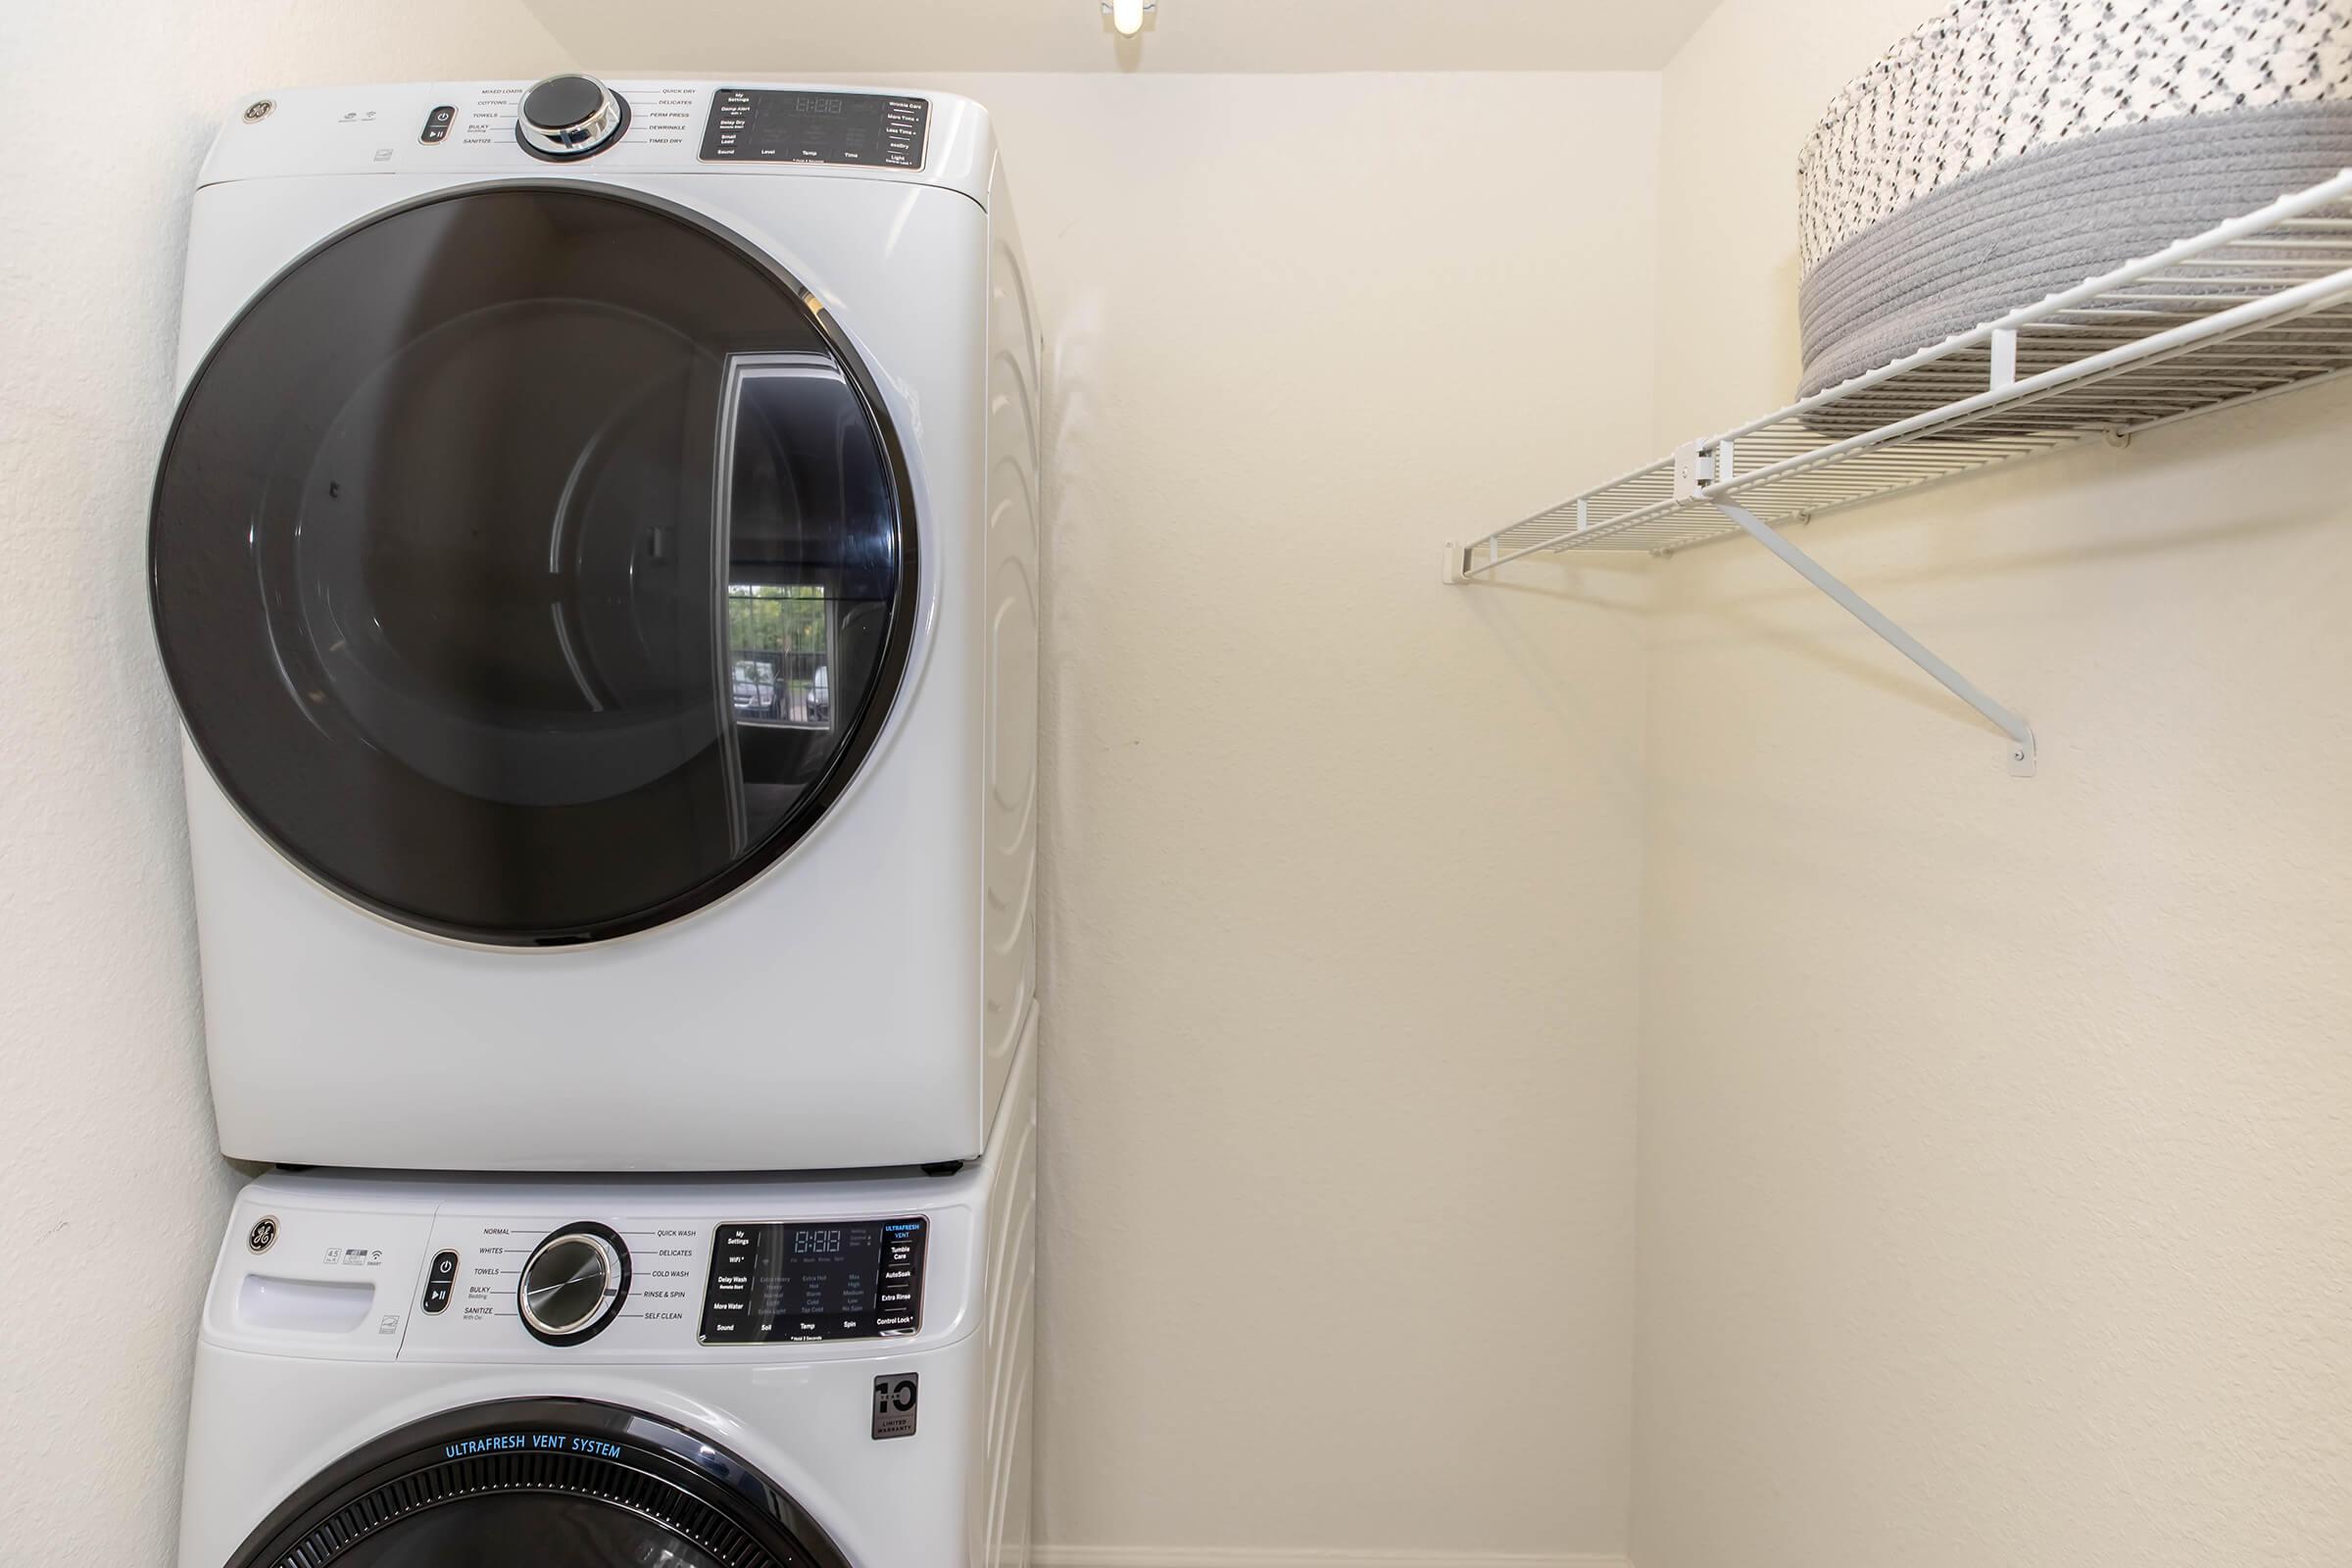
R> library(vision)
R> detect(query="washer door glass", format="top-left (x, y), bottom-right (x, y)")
top-left (151, 185), bottom-right (915, 945)
top-left (226, 1400), bottom-right (849, 1568)
top-left (326, 1495), bottom-right (726, 1566)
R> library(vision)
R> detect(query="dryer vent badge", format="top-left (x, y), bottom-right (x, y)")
top-left (872, 1373), bottom-right (919, 1440)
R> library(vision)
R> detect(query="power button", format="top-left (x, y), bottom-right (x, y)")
top-left (419, 105), bottom-right (455, 145)
top-left (422, 1250), bottom-right (459, 1314)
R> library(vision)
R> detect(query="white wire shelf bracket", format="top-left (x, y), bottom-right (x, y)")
top-left (1445, 169), bottom-right (2352, 775)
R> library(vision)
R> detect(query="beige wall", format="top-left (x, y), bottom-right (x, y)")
top-left (0, 4), bottom-right (564, 1559)
top-left (526, 0), bottom-right (1722, 73)
top-left (1636, 4), bottom-right (2352, 1567)
top-left (14, 9), bottom-right (2337, 1563)
top-left (879, 73), bottom-right (1659, 1560)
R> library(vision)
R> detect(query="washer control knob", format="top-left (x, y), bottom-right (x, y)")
top-left (518, 1223), bottom-right (629, 1344)
top-left (517, 74), bottom-right (626, 158)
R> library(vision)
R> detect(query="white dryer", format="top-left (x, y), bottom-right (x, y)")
top-left (148, 76), bottom-right (1042, 1170)
top-left (176, 1019), bottom-right (1035, 1566)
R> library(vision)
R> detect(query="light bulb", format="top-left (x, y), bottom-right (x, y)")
top-left (1110, 0), bottom-right (1146, 37)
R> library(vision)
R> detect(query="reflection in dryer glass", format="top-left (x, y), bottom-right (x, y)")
top-left (728, 586), bottom-right (831, 728)
top-left (714, 353), bottom-right (896, 850)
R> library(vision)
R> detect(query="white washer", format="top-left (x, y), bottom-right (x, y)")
top-left (177, 1018), bottom-right (1036, 1567)
top-left (149, 76), bottom-right (1043, 1171)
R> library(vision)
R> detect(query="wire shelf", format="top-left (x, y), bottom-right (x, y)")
top-left (1454, 170), bottom-right (2352, 573)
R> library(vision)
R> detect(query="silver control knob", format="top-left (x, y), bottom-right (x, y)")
top-left (517, 74), bottom-right (627, 159)
top-left (517, 1224), bottom-right (628, 1344)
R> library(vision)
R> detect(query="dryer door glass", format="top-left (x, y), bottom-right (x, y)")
top-left (150, 185), bottom-right (915, 945)
top-left (225, 1400), bottom-right (850, 1568)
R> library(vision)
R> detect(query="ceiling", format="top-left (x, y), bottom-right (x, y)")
top-left (523, 0), bottom-right (1728, 74)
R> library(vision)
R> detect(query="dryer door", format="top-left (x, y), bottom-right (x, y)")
top-left (224, 1399), bottom-right (851, 1568)
top-left (151, 183), bottom-right (916, 946)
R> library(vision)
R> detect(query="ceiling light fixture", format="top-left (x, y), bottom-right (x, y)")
top-left (1103, 0), bottom-right (1155, 38)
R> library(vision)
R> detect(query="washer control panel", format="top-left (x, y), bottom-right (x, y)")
top-left (204, 1178), bottom-right (971, 1363)
top-left (700, 88), bottom-right (929, 169)
top-left (702, 1217), bottom-right (927, 1343)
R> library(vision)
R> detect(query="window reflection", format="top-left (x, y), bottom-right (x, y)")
top-left (728, 584), bottom-right (833, 729)
top-left (715, 352), bottom-right (899, 852)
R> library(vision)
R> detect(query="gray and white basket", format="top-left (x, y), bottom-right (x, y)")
top-left (1797, 0), bottom-right (2352, 404)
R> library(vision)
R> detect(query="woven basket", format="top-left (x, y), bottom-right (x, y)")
top-left (1796, 0), bottom-right (2352, 407)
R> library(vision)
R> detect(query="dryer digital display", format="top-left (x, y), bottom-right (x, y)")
top-left (701, 89), bottom-right (929, 168)
top-left (702, 1217), bottom-right (926, 1343)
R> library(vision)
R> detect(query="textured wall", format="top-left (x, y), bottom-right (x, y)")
top-left (1636, 3), bottom-right (2352, 1566)
top-left (0, 5), bottom-right (564, 1558)
top-left (813, 72), bottom-right (1656, 1560)
top-left (522, 0), bottom-right (1723, 74)
top-left (24, 13), bottom-right (2318, 1563)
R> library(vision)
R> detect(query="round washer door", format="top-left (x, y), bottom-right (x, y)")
top-left (151, 183), bottom-right (917, 946)
top-left (225, 1398), bottom-right (851, 1568)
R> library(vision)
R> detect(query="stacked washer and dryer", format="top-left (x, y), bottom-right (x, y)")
top-left (149, 74), bottom-right (1042, 1568)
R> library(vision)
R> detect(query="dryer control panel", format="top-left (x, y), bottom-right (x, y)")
top-left (194, 80), bottom-right (993, 206)
top-left (700, 88), bottom-right (930, 169)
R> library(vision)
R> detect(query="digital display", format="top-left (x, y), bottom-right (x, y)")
top-left (700, 89), bottom-right (930, 169)
top-left (700, 1217), bottom-right (926, 1343)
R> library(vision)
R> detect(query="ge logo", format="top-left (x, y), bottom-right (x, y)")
top-left (247, 1216), bottom-right (279, 1253)
top-left (870, 1374), bottom-right (919, 1441)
